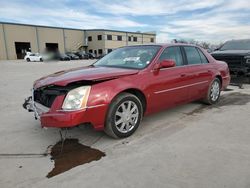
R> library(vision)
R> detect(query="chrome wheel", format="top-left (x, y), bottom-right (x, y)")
top-left (115, 101), bottom-right (139, 133)
top-left (210, 80), bottom-right (220, 101)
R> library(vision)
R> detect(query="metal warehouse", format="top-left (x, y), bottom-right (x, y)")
top-left (0, 22), bottom-right (156, 60)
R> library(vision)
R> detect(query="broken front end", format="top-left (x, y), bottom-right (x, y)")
top-left (23, 84), bottom-right (107, 130)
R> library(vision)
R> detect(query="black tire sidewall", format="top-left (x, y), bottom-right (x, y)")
top-left (107, 94), bottom-right (143, 138)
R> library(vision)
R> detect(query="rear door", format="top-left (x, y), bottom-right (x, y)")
top-left (182, 46), bottom-right (213, 101)
top-left (148, 46), bottom-right (189, 113)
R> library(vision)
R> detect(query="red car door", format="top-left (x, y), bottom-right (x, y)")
top-left (146, 46), bottom-right (190, 114)
top-left (182, 46), bottom-right (213, 101)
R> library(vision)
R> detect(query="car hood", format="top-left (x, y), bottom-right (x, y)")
top-left (34, 66), bottom-right (139, 89)
top-left (211, 50), bottom-right (250, 56)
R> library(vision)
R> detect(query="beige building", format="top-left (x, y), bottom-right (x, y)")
top-left (0, 22), bottom-right (156, 60)
top-left (86, 30), bottom-right (156, 56)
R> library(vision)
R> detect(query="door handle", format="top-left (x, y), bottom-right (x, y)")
top-left (180, 73), bottom-right (186, 77)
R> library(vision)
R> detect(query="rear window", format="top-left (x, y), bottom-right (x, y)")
top-left (197, 48), bottom-right (209, 64)
top-left (184, 46), bottom-right (202, 65)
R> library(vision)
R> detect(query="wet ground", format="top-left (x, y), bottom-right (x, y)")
top-left (187, 92), bottom-right (250, 115)
top-left (47, 139), bottom-right (105, 178)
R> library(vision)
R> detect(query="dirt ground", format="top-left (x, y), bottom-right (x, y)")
top-left (0, 60), bottom-right (250, 188)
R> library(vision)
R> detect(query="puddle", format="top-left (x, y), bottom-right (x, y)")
top-left (187, 92), bottom-right (250, 115)
top-left (47, 138), bottom-right (105, 178)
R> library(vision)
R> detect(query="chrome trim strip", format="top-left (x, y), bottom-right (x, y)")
top-left (87, 104), bottom-right (106, 109)
top-left (57, 104), bottom-right (106, 112)
top-left (222, 76), bottom-right (230, 79)
top-left (57, 108), bottom-right (87, 112)
top-left (154, 80), bottom-right (209, 94)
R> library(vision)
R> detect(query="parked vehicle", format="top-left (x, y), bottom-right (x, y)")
top-left (75, 51), bottom-right (89, 59)
top-left (86, 52), bottom-right (96, 59)
top-left (53, 53), bottom-right (70, 61)
top-left (66, 53), bottom-right (80, 60)
top-left (24, 44), bottom-right (230, 138)
top-left (211, 39), bottom-right (250, 78)
top-left (24, 52), bottom-right (43, 62)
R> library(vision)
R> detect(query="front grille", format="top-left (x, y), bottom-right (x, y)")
top-left (34, 86), bottom-right (65, 108)
top-left (213, 55), bottom-right (244, 67)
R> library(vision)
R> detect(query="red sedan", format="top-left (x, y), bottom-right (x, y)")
top-left (25, 44), bottom-right (230, 138)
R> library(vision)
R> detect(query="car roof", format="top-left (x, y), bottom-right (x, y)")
top-left (122, 43), bottom-right (200, 48)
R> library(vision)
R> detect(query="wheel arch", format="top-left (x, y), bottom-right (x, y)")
top-left (109, 88), bottom-right (147, 115)
top-left (215, 75), bottom-right (222, 87)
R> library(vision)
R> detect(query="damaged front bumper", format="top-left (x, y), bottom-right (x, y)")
top-left (23, 91), bottom-right (50, 120)
top-left (23, 90), bottom-right (107, 130)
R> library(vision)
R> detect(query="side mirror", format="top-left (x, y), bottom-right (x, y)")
top-left (155, 59), bottom-right (176, 69)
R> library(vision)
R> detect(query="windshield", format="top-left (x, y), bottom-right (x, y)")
top-left (220, 40), bottom-right (250, 50)
top-left (94, 46), bottom-right (161, 69)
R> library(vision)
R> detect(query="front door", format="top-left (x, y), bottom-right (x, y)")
top-left (147, 46), bottom-right (189, 113)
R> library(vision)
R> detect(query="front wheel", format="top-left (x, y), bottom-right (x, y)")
top-left (105, 93), bottom-right (143, 138)
top-left (203, 78), bottom-right (221, 105)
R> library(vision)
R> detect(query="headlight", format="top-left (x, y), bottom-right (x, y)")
top-left (62, 86), bottom-right (91, 111)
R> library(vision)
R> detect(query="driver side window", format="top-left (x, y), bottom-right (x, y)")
top-left (159, 47), bottom-right (183, 66)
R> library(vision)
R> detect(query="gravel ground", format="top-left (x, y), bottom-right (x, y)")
top-left (0, 60), bottom-right (250, 188)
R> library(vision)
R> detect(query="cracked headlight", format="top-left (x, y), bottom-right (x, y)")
top-left (62, 86), bottom-right (91, 110)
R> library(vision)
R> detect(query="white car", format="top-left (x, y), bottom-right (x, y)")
top-left (24, 52), bottom-right (43, 62)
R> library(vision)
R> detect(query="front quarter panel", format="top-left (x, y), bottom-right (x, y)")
top-left (85, 74), bottom-right (146, 130)
top-left (87, 74), bottom-right (146, 107)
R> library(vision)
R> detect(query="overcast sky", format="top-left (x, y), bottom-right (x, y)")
top-left (0, 0), bottom-right (249, 44)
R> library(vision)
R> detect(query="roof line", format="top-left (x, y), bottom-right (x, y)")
top-left (0, 21), bottom-right (156, 36)
top-left (85, 29), bottom-right (156, 35)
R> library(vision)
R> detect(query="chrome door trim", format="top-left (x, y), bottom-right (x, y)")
top-left (154, 80), bottom-right (209, 94)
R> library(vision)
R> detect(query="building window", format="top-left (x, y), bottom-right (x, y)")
top-left (117, 35), bottom-right (122, 41)
top-left (107, 49), bottom-right (112, 53)
top-left (97, 35), bottom-right (102, 40)
top-left (89, 49), bottom-right (93, 53)
top-left (98, 49), bottom-right (103, 54)
top-left (107, 35), bottom-right (112, 40)
top-left (128, 36), bottom-right (132, 41)
top-left (88, 36), bottom-right (92, 41)
top-left (150, 38), bottom-right (154, 43)
top-left (133, 37), bottom-right (137, 42)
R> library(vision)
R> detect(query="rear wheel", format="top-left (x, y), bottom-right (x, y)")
top-left (105, 93), bottom-right (143, 138)
top-left (26, 58), bottom-right (30, 62)
top-left (40, 58), bottom-right (43, 62)
top-left (203, 78), bottom-right (221, 105)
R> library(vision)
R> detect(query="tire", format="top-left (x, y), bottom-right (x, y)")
top-left (105, 92), bottom-right (143, 138)
top-left (40, 58), bottom-right (43, 62)
top-left (26, 58), bottom-right (30, 62)
top-left (203, 78), bottom-right (221, 105)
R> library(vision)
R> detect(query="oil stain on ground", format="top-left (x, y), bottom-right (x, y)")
top-left (187, 92), bottom-right (250, 115)
top-left (47, 138), bottom-right (105, 178)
